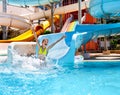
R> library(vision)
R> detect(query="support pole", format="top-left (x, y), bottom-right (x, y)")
top-left (83, 44), bottom-right (90, 59)
top-left (2, 0), bottom-right (7, 39)
top-left (77, 0), bottom-right (83, 55)
top-left (59, 0), bottom-right (63, 31)
top-left (104, 17), bottom-right (109, 51)
top-left (104, 36), bottom-right (108, 51)
top-left (51, 3), bottom-right (54, 33)
top-left (103, 36), bottom-right (110, 54)
top-left (78, 0), bottom-right (82, 24)
top-left (84, 44), bottom-right (87, 53)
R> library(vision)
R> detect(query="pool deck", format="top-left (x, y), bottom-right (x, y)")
top-left (0, 43), bottom-right (9, 63)
top-left (0, 43), bottom-right (9, 56)
top-left (84, 53), bottom-right (120, 61)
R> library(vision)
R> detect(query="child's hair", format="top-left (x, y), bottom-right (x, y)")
top-left (42, 39), bottom-right (48, 43)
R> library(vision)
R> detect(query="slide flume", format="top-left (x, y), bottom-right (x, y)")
top-left (36, 23), bottom-right (120, 64)
top-left (0, 15), bottom-right (59, 43)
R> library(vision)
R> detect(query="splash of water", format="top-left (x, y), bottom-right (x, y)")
top-left (0, 52), bottom-right (64, 76)
top-left (0, 56), bottom-right (7, 63)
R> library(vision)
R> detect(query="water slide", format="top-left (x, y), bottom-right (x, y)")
top-left (61, 12), bottom-right (90, 32)
top-left (0, 4), bottom-right (38, 16)
top-left (0, 15), bottom-right (59, 43)
top-left (0, 0), bottom-right (88, 43)
top-left (66, 21), bottom-right (80, 32)
top-left (62, 15), bottom-right (86, 32)
top-left (60, 15), bottom-right (73, 32)
top-left (35, 0), bottom-right (120, 64)
top-left (36, 22), bottom-right (120, 64)
top-left (89, 0), bottom-right (120, 18)
top-left (7, 0), bottom-right (61, 6)
top-left (0, 13), bottom-right (30, 30)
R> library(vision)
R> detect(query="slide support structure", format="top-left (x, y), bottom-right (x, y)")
top-left (2, 0), bottom-right (7, 39)
top-left (51, 2), bottom-right (54, 33)
top-left (78, 0), bottom-right (82, 24)
top-left (104, 36), bottom-right (108, 51)
top-left (59, 1), bottom-right (63, 31)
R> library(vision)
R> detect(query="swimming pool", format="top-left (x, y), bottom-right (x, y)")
top-left (0, 57), bottom-right (120, 95)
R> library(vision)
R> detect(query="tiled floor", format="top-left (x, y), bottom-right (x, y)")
top-left (86, 53), bottom-right (120, 60)
top-left (0, 43), bottom-right (9, 56)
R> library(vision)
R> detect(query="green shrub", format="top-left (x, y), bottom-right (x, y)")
top-left (44, 30), bottom-right (51, 34)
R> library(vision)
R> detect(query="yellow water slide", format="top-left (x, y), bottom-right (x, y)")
top-left (0, 15), bottom-right (59, 43)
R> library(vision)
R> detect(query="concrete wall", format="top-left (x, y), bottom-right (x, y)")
top-left (7, 42), bottom-right (36, 63)
top-left (13, 43), bottom-right (36, 56)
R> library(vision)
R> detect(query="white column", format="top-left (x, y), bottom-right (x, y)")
top-left (2, 0), bottom-right (7, 39)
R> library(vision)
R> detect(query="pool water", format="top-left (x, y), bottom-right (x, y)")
top-left (0, 56), bottom-right (120, 95)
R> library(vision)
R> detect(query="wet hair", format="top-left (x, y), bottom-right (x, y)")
top-left (42, 39), bottom-right (48, 43)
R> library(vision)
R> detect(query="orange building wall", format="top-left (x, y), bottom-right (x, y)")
top-left (83, 13), bottom-right (98, 51)
top-left (83, 13), bottom-right (97, 24)
top-left (86, 40), bottom-right (98, 50)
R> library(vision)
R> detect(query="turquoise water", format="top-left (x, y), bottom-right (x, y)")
top-left (0, 57), bottom-right (120, 95)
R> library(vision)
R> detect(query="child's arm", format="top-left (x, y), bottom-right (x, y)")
top-left (31, 25), bottom-right (41, 49)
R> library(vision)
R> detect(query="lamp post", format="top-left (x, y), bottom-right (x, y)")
top-left (50, 1), bottom-right (61, 33)
top-left (59, 0), bottom-right (63, 31)
top-left (79, 0), bottom-right (87, 53)
top-left (2, 0), bottom-right (7, 39)
top-left (51, 2), bottom-right (54, 33)
top-left (78, 0), bottom-right (82, 24)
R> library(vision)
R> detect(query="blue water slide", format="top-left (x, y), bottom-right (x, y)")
top-left (75, 23), bottom-right (120, 45)
top-left (36, 32), bottom-right (76, 64)
top-left (89, 0), bottom-right (120, 18)
top-left (36, 23), bottom-right (120, 64)
top-left (7, 0), bottom-right (60, 6)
